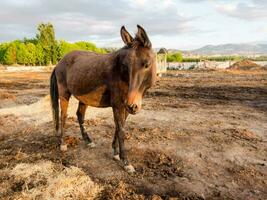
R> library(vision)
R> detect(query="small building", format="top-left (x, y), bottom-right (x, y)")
top-left (156, 48), bottom-right (167, 75)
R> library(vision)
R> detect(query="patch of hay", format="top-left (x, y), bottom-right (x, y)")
top-left (10, 160), bottom-right (102, 200)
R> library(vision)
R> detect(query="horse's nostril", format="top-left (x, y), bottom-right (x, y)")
top-left (128, 104), bottom-right (138, 112)
top-left (131, 104), bottom-right (138, 112)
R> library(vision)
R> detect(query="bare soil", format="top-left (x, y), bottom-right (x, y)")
top-left (0, 72), bottom-right (49, 108)
top-left (0, 70), bottom-right (267, 200)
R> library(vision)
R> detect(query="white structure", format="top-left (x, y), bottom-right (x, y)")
top-left (156, 48), bottom-right (167, 75)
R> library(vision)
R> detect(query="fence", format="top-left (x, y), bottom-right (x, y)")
top-left (167, 61), bottom-right (267, 70)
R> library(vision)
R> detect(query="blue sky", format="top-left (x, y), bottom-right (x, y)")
top-left (0, 0), bottom-right (266, 50)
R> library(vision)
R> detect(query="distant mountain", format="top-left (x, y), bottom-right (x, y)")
top-left (191, 43), bottom-right (267, 55)
top-left (167, 43), bottom-right (267, 56)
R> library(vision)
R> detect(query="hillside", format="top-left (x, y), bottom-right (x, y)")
top-left (167, 43), bottom-right (267, 56)
top-left (192, 43), bottom-right (267, 55)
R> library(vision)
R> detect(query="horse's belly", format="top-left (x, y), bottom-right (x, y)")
top-left (74, 86), bottom-right (110, 107)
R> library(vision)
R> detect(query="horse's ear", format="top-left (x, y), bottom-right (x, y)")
top-left (136, 25), bottom-right (152, 48)
top-left (121, 26), bottom-right (134, 46)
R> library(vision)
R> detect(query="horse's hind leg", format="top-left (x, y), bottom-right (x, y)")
top-left (59, 94), bottom-right (70, 151)
top-left (76, 101), bottom-right (95, 147)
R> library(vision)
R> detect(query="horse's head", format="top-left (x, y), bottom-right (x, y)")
top-left (117, 25), bottom-right (156, 115)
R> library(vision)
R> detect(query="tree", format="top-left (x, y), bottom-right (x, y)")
top-left (51, 42), bottom-right (59, 64)
top-left (4, 42), bottom-right (17, 65)
top-left (23, 37), bottom-right (38, 45)
top-left (36, 43), bottom-right (44, 65)
top-left (58, 40), bottom-right (80, 59)
top-left (16, 43), bottom-right (27, 65)
top-left (25, 43), bottom-right (36, 65)
top-left (167, 52), bottom-right (183, 62)
top-left (36, 23), bottom-right (57, 65)
top-left (0, 43), bottom-right (8, 64)
top-left (75, 41), bottom-right (97, 51)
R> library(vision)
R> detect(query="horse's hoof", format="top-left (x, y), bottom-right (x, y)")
top-left (87, 142), bottom-right (96, 148)
top-left (113, 154), bottom-right (120, 161)
top-left (60, 144), bottom-right (68, 152)
top-left (124, 164), bottom-right (135, 173)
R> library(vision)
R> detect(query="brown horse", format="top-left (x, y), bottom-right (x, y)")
top-left (50, 25), bottom-right (156, 173)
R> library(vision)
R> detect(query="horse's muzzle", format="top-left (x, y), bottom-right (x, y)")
top-left (126, 103), bottom-right (139, 114)
top-left (126, 90), bottom-right (142, 114)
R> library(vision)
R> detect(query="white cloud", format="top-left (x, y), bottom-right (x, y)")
top-left (0, 0), bottom-right (197, 43)
top-left (256, 26), bottom-right (267, 34)
top-left (0, 0), bottom-right (266, 48)
top-left (214, 0), bottom-right (267, 20)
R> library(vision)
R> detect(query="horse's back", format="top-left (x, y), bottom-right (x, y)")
top-left (56, 50), bottom-right (101, 71)
top-left (55, 50), bottom-right (113, 97)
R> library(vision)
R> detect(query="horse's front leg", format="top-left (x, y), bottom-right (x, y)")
top-left (112, 107), bottom-right (134, 173)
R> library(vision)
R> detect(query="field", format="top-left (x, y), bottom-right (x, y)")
top-left (0, 69), bottom-right (267, 199)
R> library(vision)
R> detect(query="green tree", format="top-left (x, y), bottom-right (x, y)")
top-left (58, 40), bottom-right (80, 59)
top-left (51, 42), bottom-right (59, 64)
top-left (16, 43), bottom-right (27, 65)
top-left (23, 37), bottom-right (38, 45)
top-left (75, 41), bottom-right (97, 51)
top-left (36, 23), bottom-right (57, 65)
top-left (0, 43), bottom-right (8, 64)
top-left (36, 43), bottom-right (44, 65)
top-left (25, 43), bottom-right (36, 65)
top-left (167, 52), bottom-right (183, 62)
top-left (4, 42), bottom-right (17, 65)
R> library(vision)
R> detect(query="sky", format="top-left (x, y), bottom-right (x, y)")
top-left (0, 0), bottom-right (267, 50)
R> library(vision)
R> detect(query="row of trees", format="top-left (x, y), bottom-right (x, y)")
top-left (166, 53), bottom-right (246, 63)
top-left (182, 56), bottom-right (240, 62)
top-left (167, 52), bottom-right (267, 63)
top-left (0, 23), bottom-right (106, 66)
top-left (251, 56), bottom-right (267, 61)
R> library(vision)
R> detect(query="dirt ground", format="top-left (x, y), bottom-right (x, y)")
top-left (0, 69), bottom-right (267, 200)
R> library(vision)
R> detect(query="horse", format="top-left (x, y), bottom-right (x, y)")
top-left (50, 25), bottom-right (156, 173)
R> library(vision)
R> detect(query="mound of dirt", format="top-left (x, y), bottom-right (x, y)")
top-left (1, 161), bottom-right (102, 200)
top-left (131, 149), bottom-right (184, 179)
top-left (228, 60), bottom-right (265, 70)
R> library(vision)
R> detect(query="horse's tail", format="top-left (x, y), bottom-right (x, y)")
top-left (50, 69), bottom-right (59, 133)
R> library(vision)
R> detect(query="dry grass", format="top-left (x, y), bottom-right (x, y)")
top-left (6, 160), bottom-right (102, 200)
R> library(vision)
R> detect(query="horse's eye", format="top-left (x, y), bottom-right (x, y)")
top-left (144, 63), bottom-right (150, 69)
top-left (142, 61), bottom-right (149, 69)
